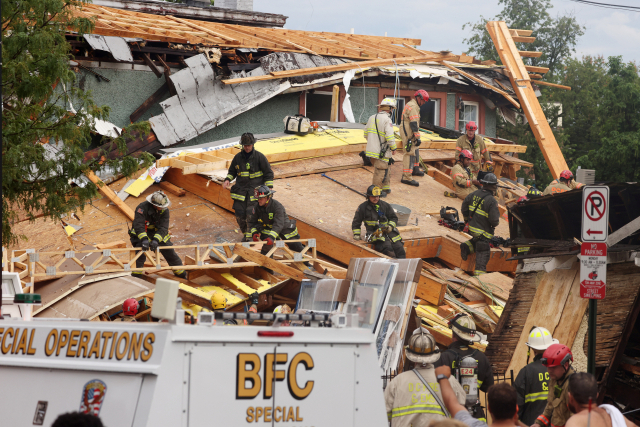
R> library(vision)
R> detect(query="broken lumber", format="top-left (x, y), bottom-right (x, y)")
top-left (96, 240), bottom-right (127, 250)
top-left (158, 181), bottom-right (186, 197)
top-left (232, 243), bottom-right (305, 281)
top-left (85, 171), bottom-right (135, 220)
top-left (440, 62), bottom-right (520, 109)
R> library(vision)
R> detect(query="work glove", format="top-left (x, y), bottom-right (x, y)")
top-left (265, 237), bottom-right (274, 246)
top-left (385, 225), bottom-right (394, 233)
top-left (249, 292), bottom-right (260, 306)
top-left (141, 237), bottom-right (150, 251)
top-left (463, 223), bottom-right (469, 233)
top-left (353, 234), bottom-right (361, 241)
top-left (415, 139), bottom-right (422, 147)
top-left (252, 233), bottom-right (261, 242)
top-left (388, 158), bottom-right (395, 165)
top-left (150, 239), bottom-right (159, 252)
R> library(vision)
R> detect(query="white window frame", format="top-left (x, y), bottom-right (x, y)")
top-left (458, 101), bottom-right (479, 131)
top-left (428, 99), bottom-right (440, 126)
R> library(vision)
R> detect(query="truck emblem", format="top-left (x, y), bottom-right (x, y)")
top-left (79, 379), bottom-right (107, 416)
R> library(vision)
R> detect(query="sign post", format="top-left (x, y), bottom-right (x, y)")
top-left (581, 186), bottom-right (609, 375)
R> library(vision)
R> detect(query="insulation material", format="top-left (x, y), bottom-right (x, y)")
top-left (124, 175), bottom-right (155, 197)
top-left (150, 54), bottom-right (291, 146)
top-left (83, 34), bottom-right (133, 62)
top-left (342, 69), bottom-right (356, 123)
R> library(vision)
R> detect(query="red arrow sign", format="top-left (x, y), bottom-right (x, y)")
top-left (587, 229), bottom-right (603, 236)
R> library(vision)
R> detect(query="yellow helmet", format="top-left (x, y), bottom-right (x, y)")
top-left (211, 292), bottom-right (227, 310)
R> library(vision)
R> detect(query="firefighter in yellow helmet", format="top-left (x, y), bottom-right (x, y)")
top-left (210, 291), bottom-right (259, 325)
top-left (515, 326), bottom-right (560, 426)
top-left (385, 328), bottom-right (466, 426)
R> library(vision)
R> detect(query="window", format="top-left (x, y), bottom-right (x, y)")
top-left (306, 91), bottom-right (333, 121)
top-left (420, 99), bottom-right (440, 126)
top-left (458, 101), bottom-right (479, 131)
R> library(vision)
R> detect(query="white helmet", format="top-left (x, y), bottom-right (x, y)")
top-left (378, 97), bottom-right (397, 109)
top-left (449, 313), bottom-right (480, 342)
top-left (526, 326), bottom-right (559, 351)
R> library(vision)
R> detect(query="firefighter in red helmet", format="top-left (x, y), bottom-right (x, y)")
top-left (456, 121), bottom-right (493, 175)
top-left (399, 90), bottom-right (429, 187)
top-left (543, 170), bottom-right (582, 195)
top-left (120, 298), bottom-right (139, 322)
top-left (532, 344), bottom-right (576, 427)
top-left (447, 149), bottom-right (482, 199)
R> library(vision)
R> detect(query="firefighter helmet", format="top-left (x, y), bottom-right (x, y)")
top-left (211, 292), bottom-right (227, 310)
top-left (240, 132), bottom-right (256, 146)
top-left (560, 170), bottom-right (574, 181)
top-left (527, 187), bottom-right (543, 199)
top-left (274, 304), bottom-right (292, 314)
top-left (147, 190), bottom-right (171, 208)
top-left (123, 298), bottom-right (139, 316)
top-left (449, 313), bottom-right (480, 342)
top-left (414, 89), bottom-right (430, 102)
top-left (517, 196), bottom-right (528, 203)
top-left (459, 149), bottom-right (473, 161)
top-left (541, 343), bottom-right (573, 367)
top-left (366, 185), bottom-right (383, 198)
top-left (405, 328), bottom-right (440, 364)
top-left (254, 185), bottom-right (274, 199)
top-left (480, 173), bottom-right (498, 186)
top-left (378, 97), bottom-right (397, 109)
top-left (526, 326), bottom-right (559, 351)
top-left (466, 121), bottom-right (478, 132)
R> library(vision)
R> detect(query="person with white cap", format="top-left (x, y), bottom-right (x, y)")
top-left (385, 327), bottom-right (466, 427)
top-left (130, 190), bottom-right (187, 279)
top-left (363, 97), bottom-right (398, 197)
top-left (515, 326), bottom-right (559, 426)
top-left (435, 313), bottom-right (494, 422)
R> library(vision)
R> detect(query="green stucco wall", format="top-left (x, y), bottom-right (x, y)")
top-left (348, 87), bottom-right (379, 124)
top-left (485, 107), bottom-right (496, 138)
top-left (446, 93), bottom-right (456, 130)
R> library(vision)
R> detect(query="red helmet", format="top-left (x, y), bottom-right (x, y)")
top-left (541, 343), bottom-right (573, 367)
top-left (560, 170), bottom-right (573, 180)
top-left (123, 298), bottom-right (139, 316)
top-left (517, 196), bottom-right (528, 203)
top-left (459, 149), bottom-right (473, 160)
top-left (414, 89), bottom-right (430, 102)
top-left (466, 121), bottom-right (478, 132)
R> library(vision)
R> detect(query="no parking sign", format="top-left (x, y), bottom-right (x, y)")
top-left (581, 186), bottom-right (609, 242)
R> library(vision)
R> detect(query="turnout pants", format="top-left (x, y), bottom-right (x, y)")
top-left (373, 231), bottom-right (406, 259)
top-left (372, 158), bottom-right (391, 192)
top-left (460, 235), bottom-right (490, 276)
top-left (233, 198), bottom-right (258, 238)
top-left (130, 236), bottom-right (185, 276)
top-left (402, 152), bottom-right (418, 181)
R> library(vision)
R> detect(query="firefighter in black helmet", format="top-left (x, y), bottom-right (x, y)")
top-left (460, 173), bottom-right (500, 276)
top-left (351, 185), bottom-right (406, 258)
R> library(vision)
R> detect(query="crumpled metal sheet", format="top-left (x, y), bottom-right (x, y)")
top-left (83, 34), bottom-right (133, 62)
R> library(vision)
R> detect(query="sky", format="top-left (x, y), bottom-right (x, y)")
top-left (254, 0), bottom-right (640, 64)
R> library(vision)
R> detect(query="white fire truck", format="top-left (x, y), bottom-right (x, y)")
top-left (0, 276), bottom-right (388, 426)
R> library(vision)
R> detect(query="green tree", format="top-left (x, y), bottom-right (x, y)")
top-left (2, 0), bottom-right (154, 247)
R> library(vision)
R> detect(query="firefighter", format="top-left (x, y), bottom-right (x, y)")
top-left (223, 133), bottom-right (274, 241)
top-left (533, 344), bottom-right (576, 427)
top-left (447, 149), bottom-right (482, 199)
top-left (456, 121), bottom-right (493, 175)
top-left (352, 185), bottom-right (406, 259)
top-left (460, 173), bottom-right (500, 276)
top-left (119, 298), bottom-right (139, 322)
top-left (247, 185), bottom-right (308, 259)
top-left (542, 170), bottom-right (576, 195)
top-left (130, 190), bottom-right (186, 279)
top-left (363, 98), bottom-right (398, 196)
top-left (515, 326), bottom-right (560, 426)
top-left (385, 328), bottom-right (466, 426)
top-left (399, 90), bottom-right (429, 187)
top-left (211, 291), bottom-right (259, 325)
top-left (435, 313), bottom-right (494, 422)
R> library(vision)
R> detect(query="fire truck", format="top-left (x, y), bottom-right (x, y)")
top-left (0, 276), bottom-right (387, 426)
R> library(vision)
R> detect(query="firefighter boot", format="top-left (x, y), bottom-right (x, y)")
top-left (401, 179), bottom-right (419, 187)
top-left (460, 240), bottom-right (475, 261)
top-left (412, 166), bottom-right (424, 177)
top-left (174, 270), bottom-right (188, 280)
top-left (474, 240), bottom-right (491, 275)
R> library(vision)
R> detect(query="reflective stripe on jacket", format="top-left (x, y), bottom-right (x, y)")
top-left (131, 201), bottom-right (171, 243)
top-left (515, 355), bottom-right (550, 425)
top-left (400, 99), bottom-right (421, 144)
top-left (225, 149), bottom-right (274, 202)
top-left (461, 189), bottom-right (500, 240)
top-left (364, 111), bottom-right (397, 162)
top-left (352, 199), bottom-right (401, 242)
top-left (455, 134), bottom-right (492, 173)
top-left (247, 198), bottom-right (298, 241)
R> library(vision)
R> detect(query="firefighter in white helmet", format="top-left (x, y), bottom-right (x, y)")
top-left (435, 313), bottom-right (493, 422)
top-left (385, 327), bottom-right (466, 426)
top-left (515, 326), bottom-right (559, 426)
top-left (363, 97), bottom-right (398, 197)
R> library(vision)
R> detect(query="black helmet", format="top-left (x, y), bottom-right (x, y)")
top-left (254, 185), bottom-right (274, 199)
top-left (480, 173), bottom-right (498, 186)
top-left (240, 132), bottom-right (256, 146)
top-left (366, 185), bottom-right (382, 198)
top-left (527, 187), bottom-right (543, 199)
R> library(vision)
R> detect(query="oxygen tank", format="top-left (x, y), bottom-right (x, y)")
top-left (459, 356), bottom-right (479, 412)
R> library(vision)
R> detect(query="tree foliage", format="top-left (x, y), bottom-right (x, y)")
top-left (2, 0), bottom-right (154, 247)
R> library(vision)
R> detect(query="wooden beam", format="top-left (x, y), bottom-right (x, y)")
top-left (440, 62), bottom-right (520, 109)
top-left (130, 82), bottom-right (169, 123)
top-left (165, 15), bottom-right (238, 43)
top-left (532, 80), bottom-right (571, 91)
top-left (518, 51), bottom-right (542, 58)
top-left (158, 181), bottom-right (186, 197)
top-left (529, 73), bottom-right (543, 80)
top-left (420, 141), bottom-right (526, 153)
top-left (85, 171), bottom-right (135, 220)
top-left (512, 36), bottom-right (536, 43)
top-left (141, 53), bottom-right (162, 78)
top-left (222, 53), bottom-right (459, 84)
top-left (285, 39), bottom-right (319, 55)
top-left (330, 85), bottom-right (340, 122)
top-left (232, 244), bottom-right (305, 281)
top-left (607, 216), bottom-right (640, 247)
top-left (524, 65), bottom-right (549, 74)
top-left (512, 29), bottom-right (533, 36)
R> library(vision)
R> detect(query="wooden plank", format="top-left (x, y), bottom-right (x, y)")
top-left (158, 181), bottom-right (186, 197)
top-left (96, 240), bottom-right (127, 250)
top-left (440, 62), bottom-right (520, 109)
top-left (531, 80), bottom-right (571, 91)
top-left (524, 65), bottom-right (549, 74)
top-left (85, 171), bottom-right (135, 220)
top-left (164, 15), bottom-right (238, 42)
top-left (222, 53), bottom-right (459, 84)
top-left (512, 36), bottom-right (536, 43)
top-left (130, 82), bottom-right (169, 123)
top-left (427, 167), bottom-right (455, 190)
top-left (232, 244), bottom-right (305, 281)
top-left (330, 85), bottom-right (339, 122)
top-left (420, 141), bottom-right (527, 153)
top-left (512, 29), bottom-right (533, 36)
top-left (518, 51), bottom-right (542, 58)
